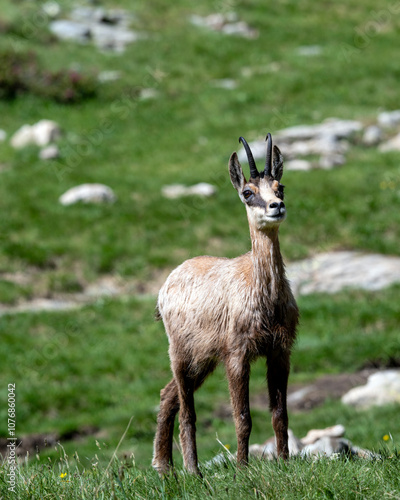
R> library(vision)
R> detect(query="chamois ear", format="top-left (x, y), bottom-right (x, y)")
top-left (229, 152), bottom-right (247, 193)
top-left (271, 146), bottom-right (284, 181)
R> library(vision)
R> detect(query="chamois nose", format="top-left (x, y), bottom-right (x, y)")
top-left (269, 201), bottom-right (285, 211)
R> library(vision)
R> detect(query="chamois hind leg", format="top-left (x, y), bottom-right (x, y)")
top-left (226, 357), bottom-right (252, 466)
top-left (266, 348), bottom-right (291, 459)
top-left (152, 379), bottom-right (180, 474)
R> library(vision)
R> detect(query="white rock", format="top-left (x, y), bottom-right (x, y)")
top-left (39, 144), bottom-right (59, 160)
top-left (249, 429), bottom-right (302, 459)
top-left (42, 1), bottom-right (61, 18)
top-left (379, 132), bottom-right (400, 152)
top-left (189, 13), bottom-right (257, 38)
top-left (301, 437), bottom-right (350, 457)
top-left (98, 71), bottom-right (121, 83)
top-left (301, 425), bottom-right (346, 445)
top-left (274, 119), bottom-right (362, 142)
top-left (11, 120), bottom-right (61, 149)
top-left (210, 79), bottom-right (237, 90)
top-left (287, 251), bottom-right (400, 296)
top-left (49, 20), bottom-right (91, 42)
top-left (362, 125), bottom-right (382, 145)
top-left (139, 88), bottom-right (159, 100)
top-left (342, 370), bottom-right (400, 409)
top-left (377, 110), bottom-right (400, 128)
top-left (10, 125), bottom-right (34, 149)
top-left (162, 183), bottom-right (217, 199)
top-left (221, 21), bottom-right (258, 38)
top-left (91, 24), bottom-right (139, 52)
top-left (318, 153), bottom-right (346, 169)
top-left (59, 184), bottom-right (116, 205)
top-left (296, 45), bottom-right (322, 56)
top-left (285, 159), bottom-right (313, 171)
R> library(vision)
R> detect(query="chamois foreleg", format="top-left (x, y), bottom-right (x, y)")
top-left (266, 348), bottom-right (291, 459)
top-left (226, 357), bottom-right (252, 466)
top-left (152, 379), bottom-right (180, 474)
top-left (174, 368), bottom-right (201, 475)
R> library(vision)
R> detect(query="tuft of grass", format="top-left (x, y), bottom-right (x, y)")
top-left (1, 451), bottom-right (399, 499)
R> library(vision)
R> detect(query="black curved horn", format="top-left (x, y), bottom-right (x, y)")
top-left (265, 133), bottom-right (272, 177)
top-left (239, 136), bottom-right (259, 178)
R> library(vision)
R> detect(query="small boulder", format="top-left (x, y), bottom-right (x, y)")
top-left (11, 120), bottom-right (61, 149)
top-left (49, 20), bottom-right (91, 42)
top-left (59, 183), bottom-right (116, 206)
top-left (318, 153), bottom-right (346, 169)
top-left (362, 125), bottom-right (382, 146)
top-left (39, 144), bottom-right (60, 160)
top-left (301, 425), bottom-right (345, 445)
top-left (285, 159), bottom-right (313, 171)
top-left (162, 183), bottom-right (217, 199)
top-left (379, 132), bottom-right (400, 152)
top-left (341, 370), bottom-right (400, 409)
top-left (377, 110), bottom-right (400, 128)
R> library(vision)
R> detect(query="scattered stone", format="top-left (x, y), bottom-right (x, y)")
top-left (249, 429), bottom-right (302, 459)
top-left (238, 118), bottom-right (361, 168)
top-left (362, 125), bottom-right (382, 146)
top-left (208, 425), bottom-right (378, 465)
top-left (285, 159), bottom-right (313, 171)
top-left (50, 6), bottom-right (140, 53)
top-left (39, 144), bottom-right (60, 160)
top-left (162, 183), bottom-right (217, 199)
top-left (42, 1), bottom-right (62, 18)
top-left (90, 23), bottom-right (139, 52)
top-left (59, 183), bottom-right (116, 206)
top-left (276, 118), bottom-right (363, 142)
top-left (318, 153), bottom-right (346, 169)
top-left (301, 436), bottom-right (351, 458)
top-left (287, 251), bottom-right (400, 296)
top-left (301, 425), bottom-right (345, 445)
top-left (49, 19), bottom-right (91, 42)
top-left (0, 299), bottom-right (81, 316)
top-left (379, 132), bottom-right (400, 152)
top-left (210, 79), bottom-right (237, 90)
top-left (377, 110), bottom-right (400, 128)
top-left (189, 13), bottom-right (258, 39)
top-left (10, 120), bottom-right (61, 149)
top-left (341, 370), bottom-right (400, 409)
top-left (98, 70), bottom-right (121, 83)
top-left (139, 88), bottom-right (160, 100)
top-left (296, 45), bottom-right (322, 56)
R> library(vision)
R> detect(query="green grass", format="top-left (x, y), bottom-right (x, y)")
top-left (2, 451), bottom-right (400, 499)
top-left (0, 288), bottom-right (399, 469)
top-left (1, 0), bottom-right (400, 497)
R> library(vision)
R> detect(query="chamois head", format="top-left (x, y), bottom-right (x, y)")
top-left (229, 133), bottom-right (286, 230)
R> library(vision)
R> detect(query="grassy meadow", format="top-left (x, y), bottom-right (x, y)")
top-left (0, 0), bottom-right (400, 497)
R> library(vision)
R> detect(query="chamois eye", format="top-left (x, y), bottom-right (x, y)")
top-left (242, 190), bottom-right (253, 200)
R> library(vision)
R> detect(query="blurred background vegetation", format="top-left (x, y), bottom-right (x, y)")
top-left (0, 0), bottom-right (399, 472)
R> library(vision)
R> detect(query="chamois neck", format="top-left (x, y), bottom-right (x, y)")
top-left (249, 226), bottom-right (285, 302)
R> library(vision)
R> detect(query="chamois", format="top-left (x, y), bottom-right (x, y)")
top-left (152, 133), bottom-right (299, 475)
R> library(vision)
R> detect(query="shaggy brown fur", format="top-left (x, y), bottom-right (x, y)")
top-left (152, 135), bottom-right (299, 475)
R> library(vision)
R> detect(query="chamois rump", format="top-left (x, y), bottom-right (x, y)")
top-left (153, 133), bottom-right (299, 475)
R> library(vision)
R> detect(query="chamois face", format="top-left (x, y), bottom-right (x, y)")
top-left (229, 138), bottom-right (286, 230)
top-left (241, 176), bottom-right (286, 229)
